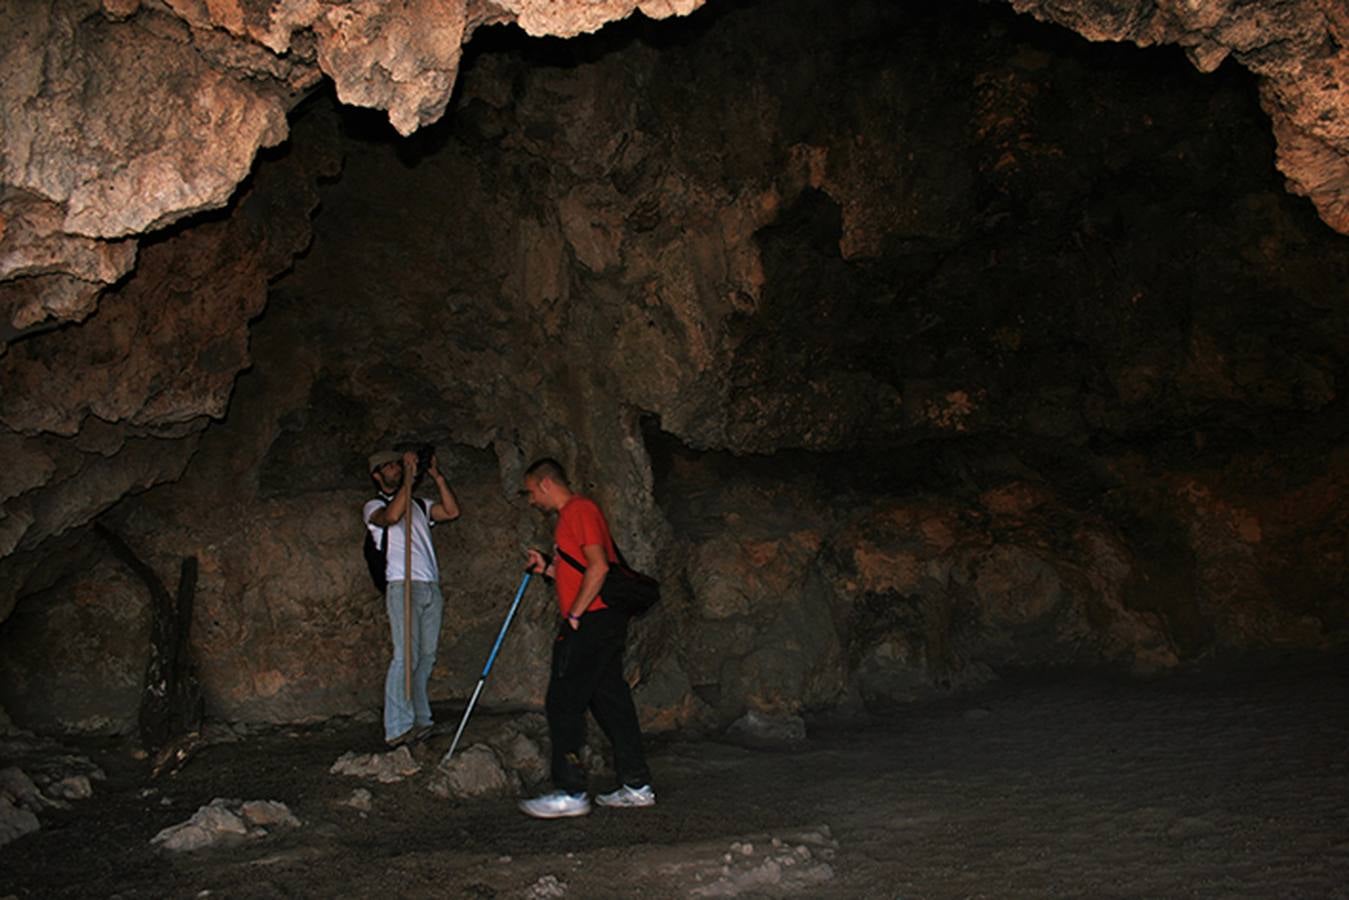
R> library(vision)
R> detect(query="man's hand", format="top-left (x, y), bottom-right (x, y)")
top-left (427, 453), bottom-right (444, 481)
top-left (525, 548), bottom-right (547, 575)
top-left (401, 450), bottom-right (418, 483)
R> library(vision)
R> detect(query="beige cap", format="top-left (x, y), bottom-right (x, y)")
top-left (367, 450), bottom-right (400, 473)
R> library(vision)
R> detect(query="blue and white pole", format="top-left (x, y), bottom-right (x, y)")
top-left (441, 571), bottom-right (533, 766)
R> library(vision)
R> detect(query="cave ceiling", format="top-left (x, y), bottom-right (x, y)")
top-left (1, 0), bottom-right (1348, 597)
top-left (3, 0), bottom-right (1348, 343)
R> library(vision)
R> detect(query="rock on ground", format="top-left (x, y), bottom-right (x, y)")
top-left (341, 787), bottom-right (373, 811)
top-left (428, 743), bottom-right (519, 800)
top-left (726, 710), bottom-right (808, 748)
top-left (0, 734), bottom-right (105, 848)
top-left (679, 828), bottom-right (838, 897)
top-left (0, 795), bottom-right (40, 847)
top-left (329, 746), bottom-right (420, 783)
top-left (150, 797), bottom-right (300, 852)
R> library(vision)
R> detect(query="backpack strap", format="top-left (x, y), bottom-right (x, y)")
top-left (372, 495), bottom-right (433, 551)
top-left (374, 494), bottom-right (392, 552)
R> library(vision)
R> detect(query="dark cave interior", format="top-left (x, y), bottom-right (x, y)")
top-left (3, 2), bottom-right (1349, 895)
top-left (2, 0), bottom-right (1346, 758)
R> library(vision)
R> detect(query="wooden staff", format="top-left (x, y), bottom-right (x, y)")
top-left (403, 481), bottom-right (414, 702)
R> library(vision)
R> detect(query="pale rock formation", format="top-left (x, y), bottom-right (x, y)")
top-left (329, 746), bottom-right (421, 783)
top-left (150, 797), bottom-right (300, 852)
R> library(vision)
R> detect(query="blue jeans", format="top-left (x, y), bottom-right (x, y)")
top-left (384, 580), bottom-right (443, 741)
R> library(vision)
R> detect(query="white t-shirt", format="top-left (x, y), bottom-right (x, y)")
top-left (363, 494), bottom-right (439, 584)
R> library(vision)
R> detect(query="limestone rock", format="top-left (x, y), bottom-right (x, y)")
top-left (0, 98), bottom-right (335, 619)
top-left (0, 736), bottom-right (106, 810)
top-left (150, 797), bottom-right (299, 852)
top-left (341, 787), bottom-right (372, 811)
top-left (0, 555), bottom-right (150, 734)
top-left (330, 746), bottom-right (421, 783)
top-left (681, 526), bottom-right (845, 719)
top-left (1, 218), bottom-right (271, 436)
top-left (0, 191), bottom-right (137, 335)
top-left (0, 0), bottom-right (713, 339)
top-left (0, 191), bottom-right (136, 286)
top-left (0, 765), bottom-right (55, 847)
top-left (824, 492), bottom-right (1178, 692)
top-left (501, 0), bottom-right (705, 39)
top-left (45, 775), bottom-right (93, 801)
top-left (239, 799), bottom-right (302, 829)
top-left (0, 767), bottom-right (46, 813)
top-left (677, 827), bottom-right (838, 897)
top-left (152, 802), bottom-right (248, 851)
top-left (524, 875), bottom-right (568, 899)
top-left (312, 0), bottom-right (470, 137)
top-left (0, 0), bottom-right (290, 241)
top-left (0, 0), bottom-right (1346, 459)
top-left (0, 796), bottom-right (40, 848)
top-left (725, 710), bottom-right (807, 748)
top-left (633, 660), bottom-right (711, 734)
top-left (0, 275), bottom-right (104, 345)
top-left (501, 731), bottom-right (549, 788)
top-left (430, 712), bottom-right (618, 798)
top-left (1007, 0), bottom-right (1349, 235)
top-left (430, 743), bottom-right (519, 799)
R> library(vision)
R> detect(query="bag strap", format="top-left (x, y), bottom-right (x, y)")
top-left (374, 494), bottom-right (392, 552)
top-left (373, 496), bottom-right (432, 551)
top-left (555, 540), bottom-right (629, 574)
top-left (555, 546), bottom-right (587, 574)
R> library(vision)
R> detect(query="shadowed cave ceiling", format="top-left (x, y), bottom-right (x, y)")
top-left (1, 0), bottom-right (1347, 732)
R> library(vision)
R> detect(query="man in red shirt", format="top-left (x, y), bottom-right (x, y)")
top-left (518, 457), bottom-right (654, 819)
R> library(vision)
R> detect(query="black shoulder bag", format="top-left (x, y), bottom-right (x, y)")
top-left (555, 542), bottom-right (660, 617)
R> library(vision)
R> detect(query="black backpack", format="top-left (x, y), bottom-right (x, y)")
top-left (363, 497), bottom-right (430, 594)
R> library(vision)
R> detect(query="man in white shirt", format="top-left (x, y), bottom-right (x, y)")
top-left (364, 449), bottom-right (460, 746)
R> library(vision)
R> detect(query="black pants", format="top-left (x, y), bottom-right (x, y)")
top-left (546, 607), bottom-right (651, 794)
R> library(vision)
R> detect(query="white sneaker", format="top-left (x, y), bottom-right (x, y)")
top-left (595, 784), bottom-right (656, 808)
top-left (518, 791), bottom-right (591, 819)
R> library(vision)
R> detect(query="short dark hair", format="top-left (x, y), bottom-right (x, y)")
top-left (525, 457), bottom-right (569, 487)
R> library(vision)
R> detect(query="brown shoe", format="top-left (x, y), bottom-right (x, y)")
top-left (385, 728), bottom-right (413, 748)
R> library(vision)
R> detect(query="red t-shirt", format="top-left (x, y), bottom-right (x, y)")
top-left (553, 495), bottom-right (616, 616)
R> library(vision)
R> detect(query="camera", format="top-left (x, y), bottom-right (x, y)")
top-left (414, 444), bottom-right (436, 481)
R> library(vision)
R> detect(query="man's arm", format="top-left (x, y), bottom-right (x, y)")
top-left (427, 455), bottom-right (460, 522)
top-left (369, 451), bottom-right (417, 526)
top-left (565, 543), bottom-right (609, 628)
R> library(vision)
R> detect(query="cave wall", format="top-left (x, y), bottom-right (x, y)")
top-left (0, 0), bottom-right (706, 608)
top-left (0, 101), bottom-right (339, 629)
top-left (4, 0), bottom-right (1349, 585)
top-left (0, 553), bottom-right (149, 733)
top-left (1, 0), bottom-right (1347, 733)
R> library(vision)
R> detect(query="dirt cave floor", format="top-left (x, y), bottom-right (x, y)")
top-left (3, 660), bottom-right (1347, 900)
